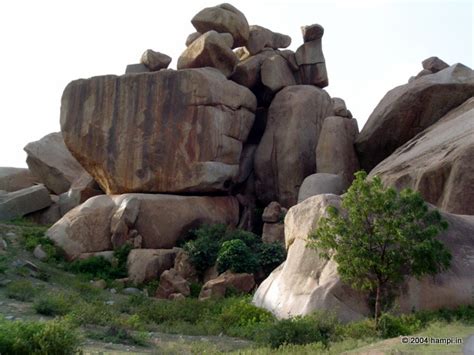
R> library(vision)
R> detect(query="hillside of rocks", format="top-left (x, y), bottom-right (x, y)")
top-left (1, 3), bottom-right (473, 317)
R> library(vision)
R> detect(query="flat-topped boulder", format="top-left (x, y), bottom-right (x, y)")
top-left (61, 67), bottom-right (256, 194)
top-left (356, 63), bottom-right (474, 171)
top-left (0, 184), bottom-right (52, 221)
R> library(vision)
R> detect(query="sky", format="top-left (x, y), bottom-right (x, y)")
top-left (0, 0), bottom-right (472, 168)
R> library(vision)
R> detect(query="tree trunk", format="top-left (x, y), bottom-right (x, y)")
top-left (374, 283), bottom-right (381, 327)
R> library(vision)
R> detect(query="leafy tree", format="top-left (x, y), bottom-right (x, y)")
top-left (308, 171), bottom-right (451, 325)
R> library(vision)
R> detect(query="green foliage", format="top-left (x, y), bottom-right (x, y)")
top-left (378, 313), bottom-right (422, 338)
top-left (257, 242), bottom-right (286, 276)
top-left (5, 279), bottom-right (36, 301)
top-left (33, 292), bottom-right (74, 316)
top-left (112, 243), bottom-right (133, 278)
top-left (0, 255), bottom-right (7, 274)
top-left (336, 318), bottom-right (378, 340)
top-left (309, 171), bottom-right (451, 321)
top-left (67, 256), bottom-right (112, 279)
top-left (224, 229), bottom-right (262, 249)
top-left (189, 282), bottom-right (202, 298)
top-left (219, 298), bottom-right (274, 328)
top-left (86, 325), bottom-right (148, 346)
top-left (20, 227), bottom-right (61, 262)
top-left (0, 318), bottom-right (80, 355)
top-left (217, 239), bottom-right (258, 274)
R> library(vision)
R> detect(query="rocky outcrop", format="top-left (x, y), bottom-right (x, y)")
top-left (261, 55), bottom-right (296, 92)
top-left (422, 56), bottom-right (449, 73)
top-left (177, 31), bottom-right (238, 77)
top-left (140, 49), bottom-right (172, 71)
top-left (355, 63), bottom-right (474, 171)
top-left (316, 116), bottom-right (359, 186)
top-left (0, 167), bottom-right (36, 192)
top-left (61, 68), bottom-right (256, 194)
top-left (297, 173), bottom-right (345, 204)
top-left (246, 25), bottom-right (291, 55)
top-left (370, 97), bottom-right (474, 215)
top-left (191, 3), bottom-right (249, 48)
top-left (0, 185), bottom-right (52, 221)
top-left (254, 194), bottom-right (474, 321)
top-left (156, 268), bottom-right (190, 299)
top-left (47, 194), bottom-right (239, 260)
top-left (199, 271), bottom-right (255, 300)
top-left (127, 248), bottom-right (179, 285)
top-left (24, 132), bottom-right (90, 195)
top-left (254, 85), bottom-right (333, 207)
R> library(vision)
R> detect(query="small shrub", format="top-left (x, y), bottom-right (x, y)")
top-left (67, 301), bottom-right (119, 326)
top-left (224, 229), bottom-right (261, 249)
top-left (67, 256), bottom-right (112, 279)
top-left (219, 298), bottom-right (274, 329)
top-left (5, 279), bottom-right (36, 302)
top-left (217, 239), bottom-right (259, 274)
top-left (337, 318), bottom-right (378, 339)
top-left (183, 229), bottom-right (223, 273)
top-left (0, 255), bottom-right (8, 274)
top-left (34, 292), bottom-right (73, 316)
top-left (189, 282), bottom-right (202, 298)
top-left (257, 242), bottom-right (286, 276)
top-left (87, 325), bottom-right (148, 346)
top-left (378, 313), bottom-right (422, 338)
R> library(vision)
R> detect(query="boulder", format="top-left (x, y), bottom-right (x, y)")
top-left (77, 251), bottom-right (115, 262)
top-left (301, 24), bottom-right (324, 42)
top-left (262, 223), bottom-right (284, 244)
top-left (0, 185), bottom-right (52, 221)
top-left (230, 50), bottom-right (276, 88)
top-left (125, 64), bottom-right (150, 74)
top-left (127, 248), bottom-right (179, 285)
top-left (262, 201), bottom-right (282, 223)
top-left (177, 31), bottom-right (237, 77)
top-left (369, 97), bottom-right (474, 215)
top-left (0, 167), bottom-right (36, 192)
top-left (199, 271), bottom-right (255, 300)
top-left (355, 63), bottom-right (474, 171)
top-left (26, 199), bottom-right (62, 225)
top-left (331, 98), bottom-right (350, 118)
top-left (33, 245), bottom-right (48, 261)
top-left (261, 55), bottom-right (296, 92)
top-left (422, 56), bottom-right (449, 73)
top-left (185, 32), bottom-right (201, 46)
top-left (316, 116), bottom-right (360, 186)
top-left (414, 68), bottom-right (433, 80)
top-left (254, 194), bottom-right (474, 321)
top-left (24, 133), bottom-right (90, 195)
top-left (295, 28), bottom-right (328, 88)
top-left (156, 268), bottom-right (190, 299)
top-left (191, 3), bottom-right (249, 48)
top-left (254, 85), bottom-right (333, 207)
top-left (61, 67), bottom-right (256, 194)
top-left (110, 196), bottom-right (140, 248)
top-left (140, 49), bottom-right (172, 71)
top-left (47, 194), bottom-right (239, 260)
top-left (246, 25), bottom-right (291, 55)
top-left (297, 173), bottom-right (345, 204)
top-left (174, 249), bottom-right (198, 283)
top-left (58, 172), bottom-right (103, 216)
top-left (234, 46), bottom-right (250, 61)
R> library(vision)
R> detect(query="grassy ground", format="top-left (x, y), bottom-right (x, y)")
top-left (0, 220), bottom-right (473, 354)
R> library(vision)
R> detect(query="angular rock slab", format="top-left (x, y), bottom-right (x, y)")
top-left (61, 68), bottom-right (256, 194)
top-left (24, 132), bottom-right (90, 195)
top-left (254, 85), bottom-right (333, 207)
top-left (191, 3), bottom-right (250, 48)
top-left (355, 63), bottom-right (474, 171)
top-left (254, 194), bottom-right (474, 321)
top-left (370, 97), bottom-right (474, 215)
top-left (0, 167), bottom-right (36, 192)
top-left (47, 194), bottom-right (239, 260)
top-left (0, 184), bottom-right (52, 221)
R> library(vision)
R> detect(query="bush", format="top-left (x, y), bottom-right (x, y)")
top-left (217, 239), bottom-right (259, 274)
top-left (378, 313), bottom-right (422, 338)
top-left (0, 255), bottom-right (7, 274)
top-left (220, 297), bottom-right (274, 328)
top-left (67, 256), bottom-right (112, 279)
top-left (257, 242), bottom-right (286, 276)
top-left (224, 229), bottom-right (261, 249)
top-left (86, 325), bottom-right (148, 346)
top-left (337, 318), bottom-right (378, 340)
top-left (34, 292), bottom-right (74, 316)
top-left (0, 318), bottom-right (80, 355)
top-left (6, 280), bottom-right (36, 302)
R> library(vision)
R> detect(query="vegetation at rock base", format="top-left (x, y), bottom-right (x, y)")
top-left (309, 171), bottom-right (452, 325)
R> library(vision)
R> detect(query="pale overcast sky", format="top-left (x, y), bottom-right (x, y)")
top-left (0, 0), bottom-right (472, 168)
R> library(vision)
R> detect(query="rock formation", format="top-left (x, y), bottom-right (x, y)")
top-left (0, 167), bottom-right (36, 192)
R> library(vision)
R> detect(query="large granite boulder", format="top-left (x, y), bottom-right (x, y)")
top-left (230, 50), bottom-right (276, 88)
top-left (177, 31), bottom-right (238, 77)
top-left (253, 194), bottom-right (474, 321)
top-left (254, 85), bottom-right (333, 207)
top-left (261, 55), bottom-right (296, 92)
top-left (24, 132), bottom-right (90, 195)
top-left (127, 248), bottom-right (179, 285)
top-left (191, 3), bottom-right (249, 48)
top-left (246, 25), bottom-right (291, 55)
top-left (61, 68), bottom-right (256, 195)
top-left (0, 167), bottom-right (36, 192)
top-left (47, 194), bottom-right (239, 260)
top-left (0, 185), bottom-right (52, 221)
top-left (370, 97), bottom-right (474, 215)
top-left (316, 116), bottom-right (359, 186)
top-left (199, 271), bottom-right (255, 300)
top-left (355, 63), bottom-right (474, 171)
top-left (297, 173), bottom-right (345, 204)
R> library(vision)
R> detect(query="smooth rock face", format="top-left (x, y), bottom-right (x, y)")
top-left (125, 64), bottom-right (150, 74)
top-left (0, 167), bottom-right (36, 192)
top-left (199, 271), bottom-right (255, 300)
top-left (254, 85), bottom-right (333, 207)
top-left (331, 98), bottom-right (349, 118)
top-left (301, 24), bottom-right (324, 42)
top-left (254, 194), bottom-right (474, 321)
top-left (0, 185), bottom-right (52, 221)
top-left (355, 63), bottom-right (474, 171)
top-left (177, 31), bottom-right (238, 77)
top-left (316, 116), bottom-right (360, 186)
top-left (261, 55), bottom-right (296, 92)
top-left (185, 32), bottom-right (202, 46)
top-left (61, 68), bottom-right (256, 194)
top-left (191, 3), bottom-right (249, 48)
top-left (140, 49), bottom-right (172, 71)
top-left (295, 35), bottom-right (328, 88)
top-left (230, 50), bottom-right (275, 88)
top-left (127, 248), bottom-right (179, 284)
top-left (246, 25), bottom-right (291, 55)
top-left (297, 173), bottom-right (345, 204)
top-left (262, 223), bottom-right (284, 244)
top-left (47, 194), bottom-right (239, 260)
top-left (422, 56), bottom-right (449, 73)
top-left (370, 97), bottom-right (474, 215)
top-left (24, 132), bottom-right (89, 195)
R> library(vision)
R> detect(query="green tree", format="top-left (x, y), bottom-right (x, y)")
top-left (308, 171), bottom-right (451, 325)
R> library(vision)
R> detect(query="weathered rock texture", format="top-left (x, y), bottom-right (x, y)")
top-left (0, 185), bottom-right (52, 221)
top-left (254, 85), bottom-right (333, 207)
top-left (199, 271), bottom-right (255, 300)
top-left (24, 132), bottom-right (90, 195)
top-left (261, 55), bottom-right (296, 92)
top-left (297, 173), bottom-right (345, 204)
top-left (127, 248), bottom-right (179, 284)
top-left (370, 97), bottom-right (474, 215)
top-left (246, 25), bottom-right (291, 55)
top-left (47, 194), bottom-right (239, 260)
top-left (355, 63), bottom-right (474, 171)
top-left (0, 167), bottom-right (36, 192)
top-left (316, 116), bottom-right (359, 186)
top-left (191, 3), bottom-right (249, 48)
top-left (254, 194), bottom-right (474, 321)
top-left (61, 68), bottom-right (256, 194)
top-left (140, 49), bottom-right (172, 71)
